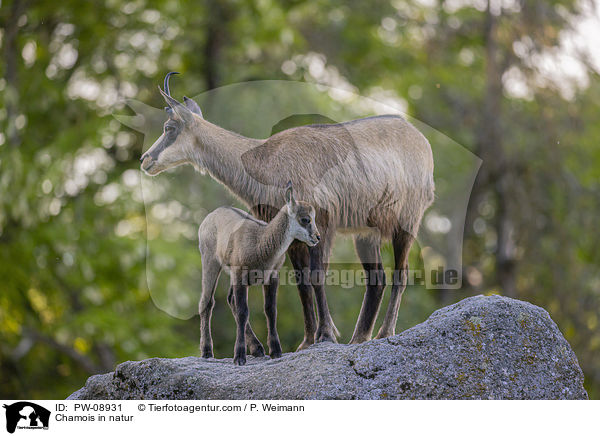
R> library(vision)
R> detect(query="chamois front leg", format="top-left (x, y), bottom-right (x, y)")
top-left (232, 283), bottom-right (249, 366)
top-left (309, 242), bottom-right (339, 343)
top-left (227, 286), bottom-right (265, 357)
top-left (199, 257), bottom-right (221, 358)
top-left (288, 242), bottom-right (317, 351)
top-left (263, 272), bottom-right (282, 358)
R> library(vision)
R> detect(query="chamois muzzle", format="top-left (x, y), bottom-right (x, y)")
top-left (140, 155), bottom-right (155, 172)
top-left (308, 231), bottom-right (321, 246)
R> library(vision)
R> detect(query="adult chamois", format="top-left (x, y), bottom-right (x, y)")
top-left (198, 182), bottom-right (320, 365)
top-left (140, 72), bottom-right (435, 348)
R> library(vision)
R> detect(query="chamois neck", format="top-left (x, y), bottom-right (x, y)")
top-left (255, 208), bottom-right (292, 263)
top-left (189, 118), bottom-right (263, 205)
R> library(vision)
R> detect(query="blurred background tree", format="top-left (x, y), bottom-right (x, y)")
top-left (1, 0), bottom-right (598, 399)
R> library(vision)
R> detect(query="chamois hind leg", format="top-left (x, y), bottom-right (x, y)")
top-left (232, 283), bottom-right (249, 366)
top-left (349, 235), bottom-right (386, 344)
top-left (226, 286), bottom-right (265, 357)
top-left (263, 272), bottom-right (282, 358)
top-left (375, 228), bottom-right (413, 339)
top-left (309, 232), bottom-right (339, 343)
top-left (199, 256), bottom-right (221, 358)
top-left (288, 241), bottom-right (317, 351)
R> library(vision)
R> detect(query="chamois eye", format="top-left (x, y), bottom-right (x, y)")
top-left (300, 217), bottom-right (311, 225)
top-left (165, 125), bottom-right (174, 133)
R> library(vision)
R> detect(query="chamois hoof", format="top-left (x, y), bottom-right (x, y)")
top-left (374, 330), bottom-right (394, 340)
top-left (233, 355), bottom-right (247, 366)
top-left (269, 342), bottom-right (282, 358)
top-left (348, 335), bottom-right (370, 345)
top-left (250, 345), bottom-right (265, 358)
top-left (296, 339), bottom-right (314, 351)
top-left (315, 332), bottom-right (337, 344)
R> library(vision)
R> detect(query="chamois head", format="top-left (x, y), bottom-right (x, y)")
top-left (284, 181), bottom-right (320, 247)
top-left (140, 72), bottom-right (203, 175)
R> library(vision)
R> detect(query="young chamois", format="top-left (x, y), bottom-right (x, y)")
top-left (198, 182), bottom-right (320, 366)
top-left (141, 73), bottom-right (434, 350)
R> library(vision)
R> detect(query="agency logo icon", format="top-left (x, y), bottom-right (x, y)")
top-left (2, 402), bottom-right (50, 434)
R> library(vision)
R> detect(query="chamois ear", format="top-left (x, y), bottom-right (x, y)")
top-left (159, 87), bottom-right (195, 124)
top-left (285, 180), bottom-right (296, 207)
top-left (183, 96), bottom-right (203, 118)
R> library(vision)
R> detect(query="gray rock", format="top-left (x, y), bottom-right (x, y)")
top-left (68, 295), bottom-right (588, 400)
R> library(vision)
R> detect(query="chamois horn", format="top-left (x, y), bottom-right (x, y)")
top-left (163, 71), bottom-right (180, 96)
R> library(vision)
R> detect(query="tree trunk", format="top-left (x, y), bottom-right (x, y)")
top-left (465, 0), bottom-right (517, 297)
top-left (3, 0), bottom-right (26, 148)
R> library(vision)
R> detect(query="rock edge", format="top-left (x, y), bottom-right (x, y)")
top-left (68, 295), bottom-right (588, 400)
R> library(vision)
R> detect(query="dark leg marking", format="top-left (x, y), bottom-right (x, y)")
top-left (309, 241), bottom-right (338, 343)
top-left (263, 273), bottom-right (282, 358)
top-left (227, 286), bottom-right (265, 357)
top-left (349, 236), bottom-right (386, 344)
top-left (233, 284), bottom-right (249, 366)
top-left (288, 241), bottom-right (317, 351)
top-left (375, 228), bottom-right (413, 339)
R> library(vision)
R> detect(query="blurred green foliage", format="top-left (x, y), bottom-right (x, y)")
top-left (1, 0), bottom-right (599, 399)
